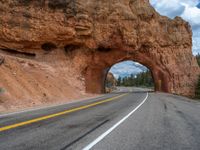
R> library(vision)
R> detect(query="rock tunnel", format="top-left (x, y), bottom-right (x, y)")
top-left (0, 0), bottom-right (199, 98)
top-left (85, 48), bottom-right (170, 94)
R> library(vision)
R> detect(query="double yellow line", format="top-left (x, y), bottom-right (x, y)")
top-left (0, 94), bottom-right (127, 132)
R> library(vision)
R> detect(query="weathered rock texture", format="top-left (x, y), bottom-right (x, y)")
top-left (0, 0), bottom-right (199, 109)
top-left (0, 55), bottom-right (4, 65)
top-left (105, 72), bottom-right (117, 93)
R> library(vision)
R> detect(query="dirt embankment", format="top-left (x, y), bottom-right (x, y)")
top-left (0, 54), bottom-right (97, 112)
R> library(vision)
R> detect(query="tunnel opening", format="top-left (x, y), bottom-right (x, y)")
top-left (85, 50), bottom-right (171, 94)
top-left (105, 61), bottom-right (155, 93)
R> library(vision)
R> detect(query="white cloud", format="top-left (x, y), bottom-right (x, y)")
top-left (193, 28), bottom-right (200, 55)
top-left (150, 0), bottom-right (185, 18)
top-left (150, 0), bottom-right (200, 25)
top-left (193, 37), bottom-right (200, 55)
top-left (181, 4), bottom-right (200, 29)
top-left (109, 61), bottom-right (147, 78)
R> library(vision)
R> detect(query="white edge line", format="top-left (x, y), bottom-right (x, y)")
top-left (82, 92), bottom-right (149, 150)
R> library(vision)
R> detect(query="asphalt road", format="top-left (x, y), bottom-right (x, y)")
top-left (0, 87), bottom-right (200, 150)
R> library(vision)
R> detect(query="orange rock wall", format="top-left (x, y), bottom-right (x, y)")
top-left (0, 0), bottom-right (199, 107)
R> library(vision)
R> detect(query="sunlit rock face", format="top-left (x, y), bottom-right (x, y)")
top-left (0, 0), bottom-right (199, 107)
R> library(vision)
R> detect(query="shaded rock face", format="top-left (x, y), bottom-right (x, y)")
top-left (105, 72), bottom-right (117, 93)
top-left (0, 55), bottom-right (4, 65)
top-left (0, 0), bottom-right (199, 98)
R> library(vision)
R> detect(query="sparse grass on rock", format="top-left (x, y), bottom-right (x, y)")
top-left (0, 87), bottom-right (5, 94)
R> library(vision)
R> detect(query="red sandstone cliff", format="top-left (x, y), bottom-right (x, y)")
top-left (0, 0), bottom-right (199, 111)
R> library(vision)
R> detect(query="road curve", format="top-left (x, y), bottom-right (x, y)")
top-left (0, 88), bottom-right (200, 150)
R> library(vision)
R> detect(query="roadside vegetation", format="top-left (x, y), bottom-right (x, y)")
top-left (117, 70), bottom-right (154, 87)
top-left (0, 88), bottom-right (5, 103)
top-left (0, 87), bottom-right (4, 94)
top-left (195, 75), bottom-right (200, 99)
top-left (195, 54), bottom-right (200, 99)
top-left (196, 54), bottom-right (200, 66)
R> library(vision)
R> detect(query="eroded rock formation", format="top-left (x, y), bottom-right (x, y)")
top-left (105, 72), bottom-right (117, 93)
top-left (0, 0), bottom-right (199, 109)
top-left (0, 55), bottom-right (4, 65)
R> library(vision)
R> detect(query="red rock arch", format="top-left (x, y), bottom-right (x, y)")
top-left (84, 49), bottom-right (170, 94)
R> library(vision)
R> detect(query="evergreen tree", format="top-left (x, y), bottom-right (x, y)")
top-left (117, 76), bottom-right (122, 86)
top-left (195, 75), bottom-right (200, 99)
top-left (117, 70), bottom-right (154, 87)
top-left (195, 54), bottom-right (200, 99)
top-left (196, 54), bottom-right (200, 67)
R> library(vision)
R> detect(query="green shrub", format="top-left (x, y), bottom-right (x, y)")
top-left (195, 55), bottom-right (200, 99)
top-left (195, 75), bottom-right (200, 99)
top-left (0, 88), bottom-right (5, 94)
top-left (196, 54), bottom-right (200, 67)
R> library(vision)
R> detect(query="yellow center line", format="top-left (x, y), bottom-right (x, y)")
top-left (0, 94), bottom-right (128, 132)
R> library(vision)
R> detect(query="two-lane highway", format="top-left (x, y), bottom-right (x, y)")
top-left (0, 88), bottom-right (200, 150)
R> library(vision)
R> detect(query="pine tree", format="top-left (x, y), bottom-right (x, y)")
top-left (196, 54), bottom-right (200, 67)
top-left (117, 76), bottom-right (122, 86)
top-left (118, 70), bottom-right (154, 87)
top-left (195, 54), bottom-right (200, 99)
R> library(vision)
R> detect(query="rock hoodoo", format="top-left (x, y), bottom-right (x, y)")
top-left (0, 0), bottom-right (199, 109)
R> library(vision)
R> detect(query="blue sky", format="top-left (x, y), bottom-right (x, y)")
top-left (109, 61), bottom-right (148, 79)
top-left (110, 0), bottom-right (200, 78)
